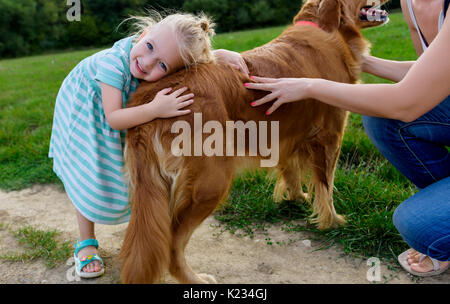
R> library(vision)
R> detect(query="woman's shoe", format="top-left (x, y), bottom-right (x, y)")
top-left (398, 249), bottom-right (449, 277)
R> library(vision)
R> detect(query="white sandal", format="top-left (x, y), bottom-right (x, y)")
top-left (398, 249), bottom-right (449, 277)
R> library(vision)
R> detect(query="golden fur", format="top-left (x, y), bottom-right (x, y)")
top-left (119, 0), bottom-right (388, 283)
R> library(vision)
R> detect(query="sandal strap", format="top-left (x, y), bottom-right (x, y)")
top-left (74, 238), bottom-right (99, 256)
top-left (428, 257), bottom-right (441, 271)
top-left (418, 253), bottom-right (426, 263)
top-left (74, 253), bottom-right (104, 273)
top-left (418, 254), bottom-right (440, 271)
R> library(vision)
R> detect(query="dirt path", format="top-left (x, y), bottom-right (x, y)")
top-left (0, 185), bottom-right (448, 284)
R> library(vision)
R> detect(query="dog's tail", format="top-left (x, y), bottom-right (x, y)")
top-left (119, 129), bottom-right (172, 284)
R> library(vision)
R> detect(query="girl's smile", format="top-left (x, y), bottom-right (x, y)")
top-left (135, 58), bottom-right (147, 75)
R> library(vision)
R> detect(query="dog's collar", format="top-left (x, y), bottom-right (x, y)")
top-left (295, 21), bottom-right (320, 29)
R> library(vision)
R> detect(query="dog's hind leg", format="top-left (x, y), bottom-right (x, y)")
top-left (273, 155), bottom-right (310, 203)
top-left (168, 159), bottom-right (234, 284)
top-left (309, 140), bottom-right (346, 230)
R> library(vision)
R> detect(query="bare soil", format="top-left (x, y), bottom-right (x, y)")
top-left (0, 185), bottom-right (448, 284)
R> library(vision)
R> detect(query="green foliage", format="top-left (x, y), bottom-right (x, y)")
top-left (0, 0), bottom-right (147, 58)
top-left (183, 0), bottom-right (302, 32)
top-left (0, 0), bottom-right (402, 58)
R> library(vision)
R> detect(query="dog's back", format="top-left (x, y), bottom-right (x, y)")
top-left (126, 23), bottom-right (360, 151)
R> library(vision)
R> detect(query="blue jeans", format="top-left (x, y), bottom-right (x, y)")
top-left (363, 95), bottom-right (450, 261)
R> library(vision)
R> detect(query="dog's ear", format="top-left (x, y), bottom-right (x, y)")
top-left (318, 0), bottom-right (341, 32)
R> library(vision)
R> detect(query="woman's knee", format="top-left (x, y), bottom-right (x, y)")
top-left (393, 201), bottom-right (410, 238)
top-left (393, 199), bottom-right (429, 255)
top-left (393, 178), bottom-right (450, 260)
top-left (362, 115), bottom-right (400, 148)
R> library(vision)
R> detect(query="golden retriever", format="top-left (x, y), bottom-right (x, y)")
top-left (119, 0), bottom-right (389, 283)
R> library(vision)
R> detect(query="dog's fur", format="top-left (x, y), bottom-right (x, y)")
top-left (119, 0), bottom-right (388, 284)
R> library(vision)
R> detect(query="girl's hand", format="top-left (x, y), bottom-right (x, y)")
top-left (213, 49), bottom-right (249, 75)
top-left (244, 76), bottom-right (312, 115)
top-left (150, 87), bottom-right (194, 118)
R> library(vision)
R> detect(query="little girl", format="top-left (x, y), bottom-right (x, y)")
top-left (49, 12), bottom-right (246, 278)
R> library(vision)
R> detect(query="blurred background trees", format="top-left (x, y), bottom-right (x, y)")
top-left (0, 0), bottom-right (400, 58)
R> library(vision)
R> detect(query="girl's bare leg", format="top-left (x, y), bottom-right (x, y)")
top-left (76, 210), bottom-right (102, 272)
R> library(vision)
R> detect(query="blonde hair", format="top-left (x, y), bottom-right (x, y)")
top-left (124, 10), bottom-right (215, 67)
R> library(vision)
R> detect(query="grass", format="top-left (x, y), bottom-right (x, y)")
top-left (0, 12), bottom-right (418, 266)
top-left (0, 49), bottom-right (101, 190)
top-left (0, 224), bottom-right (72, 268)
top-left (213, 25), bottom-right (287, 52)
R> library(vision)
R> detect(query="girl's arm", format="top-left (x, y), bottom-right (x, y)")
top-left (362, 55), bottom-right (415, 82)
top-left (246, 7), bottom-right (450, 122)
top-left (101, 83), bottom-right (194, 130)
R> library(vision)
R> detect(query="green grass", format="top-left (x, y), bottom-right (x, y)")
top-left (0, 49), bottom-right (103, 190)
top-left (213, 25), bottom-right (287, 52)
top-left (0, 12), bottom-right (418, 266)
top-left (0, 224), bottom-right (72, 268)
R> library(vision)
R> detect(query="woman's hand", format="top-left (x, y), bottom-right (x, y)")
top-left (149, 87), bottom-right (194, 118)
top-left (244, 76), bottom-right (313, 115)
top-left (213, 49), bottom-right (249, 75)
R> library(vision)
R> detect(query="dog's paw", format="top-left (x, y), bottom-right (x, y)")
top-left (298, 191), bottom-right (311, 202)
top-left (197, 273), bottom-right (217, 284)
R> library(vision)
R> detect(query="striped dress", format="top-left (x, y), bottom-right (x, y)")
top-left (49, 36), bottom-right (140, 225)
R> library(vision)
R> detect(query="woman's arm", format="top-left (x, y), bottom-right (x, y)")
top-left (362, 55), bottom-right (415, 82)
top-left (246, 8), bottom-right (450, 122)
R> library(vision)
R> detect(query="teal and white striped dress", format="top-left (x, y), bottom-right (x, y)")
top-left (49, 36), bottom-right (140, 225)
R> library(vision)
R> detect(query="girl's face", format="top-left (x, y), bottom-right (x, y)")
top-left (130, 25), bottom-right (184, 82)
